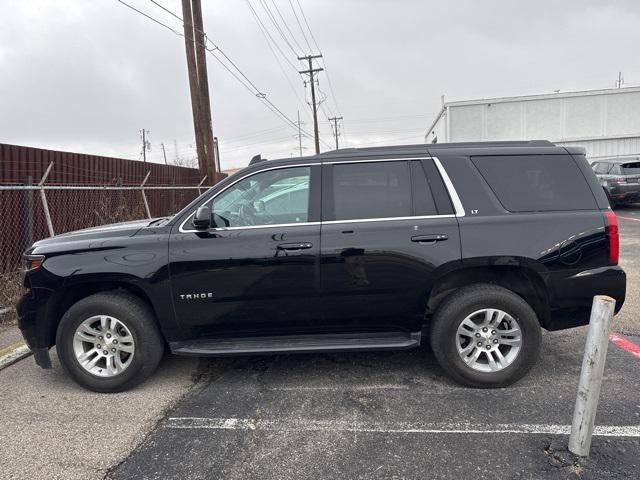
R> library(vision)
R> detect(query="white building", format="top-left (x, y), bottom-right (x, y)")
top-left (425, 86), bottom-right (640, 161)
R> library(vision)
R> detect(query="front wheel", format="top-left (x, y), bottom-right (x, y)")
top-left (56, 292), bottom-right (164, 393)
top-left (430, 284), bottom-right (541, 388)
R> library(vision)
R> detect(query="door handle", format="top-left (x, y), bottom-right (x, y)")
top-left (277, 242), bottom-right (313, 251)
top-left (411, 234), bottom-right (448, 244)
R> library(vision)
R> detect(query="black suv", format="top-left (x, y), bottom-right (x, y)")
top-left (591, 158), bottom-right (640, 207)
top-left (18, 141), bottom-right (626, 392)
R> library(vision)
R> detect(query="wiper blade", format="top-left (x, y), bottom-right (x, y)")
top-left (147, 217), bottom-right (171, 226)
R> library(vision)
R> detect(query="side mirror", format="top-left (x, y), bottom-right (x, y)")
top-left (193, 206), bottom-right (211, 229)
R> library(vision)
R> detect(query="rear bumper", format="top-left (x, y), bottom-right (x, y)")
top-left (607, 184), bottom-right (640, 204)
top-left (544, 266), bottom-right (626, 331)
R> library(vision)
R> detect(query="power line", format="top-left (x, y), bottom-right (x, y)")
top-left (295, 0), bottom-right (322, 53)
top-left (294, 0), bottom-right (342, 117)
top-left (244, 0), bottom-right (311, 120)
top-left (149, 0), bottom-right (182, 21)
top-left (117, 0), bottom-right (182, 35)
top-left (258, 0), bottom-right (299, 57)
top-left (270, 0), bottom-right (305, 54)
top-left (288, 0), bottom-right (313, 54)
top-left (245, 0), bottom-right (298, 70)
top-left (119, 0), bottom-right (323, 146)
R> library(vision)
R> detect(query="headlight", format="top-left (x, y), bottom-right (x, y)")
top-left (23, 254), bottom-right (45, 271)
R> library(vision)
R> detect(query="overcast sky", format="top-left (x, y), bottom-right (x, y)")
top-left (1, 0), bottom-right (638, 170)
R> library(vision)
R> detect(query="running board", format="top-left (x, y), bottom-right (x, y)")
top-left (170, 332), bottom-right (421, 356)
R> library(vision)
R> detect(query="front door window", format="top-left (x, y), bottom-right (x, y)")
top-left (210, 167), bottom-right (311, 228)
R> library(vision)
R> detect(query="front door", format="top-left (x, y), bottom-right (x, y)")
top-left (320, 158), bottom-right (461, 333)
top-left (169, 164), bottom-right (322, 338)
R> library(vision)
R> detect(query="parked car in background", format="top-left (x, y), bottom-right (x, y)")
top-left (591, 158), bottom-right (640, 207)
top-left (18, 141), bottom-right (626, 392)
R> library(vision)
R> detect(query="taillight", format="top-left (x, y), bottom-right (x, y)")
top-left (614, 177), bottom-right (627, 183)
top-left (604, 210), bottom-right (619, 264)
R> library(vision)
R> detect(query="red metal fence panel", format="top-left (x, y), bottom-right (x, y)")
top-left (0, 143), bottom-right (211, 186)
top-left (0, 143), bottom-right (225, 275)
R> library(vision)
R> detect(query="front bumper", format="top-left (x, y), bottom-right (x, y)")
top-left (544, 265), bottom-right (626, 331)
top-left (16, 290), bottom-right (54, 369)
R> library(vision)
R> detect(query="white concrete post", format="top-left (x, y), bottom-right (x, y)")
top-left (197, 175), bottom-right (207, 195)
top-left (568, 295), bottom-right (616, 457)
top-left (39, 162), bottom-right (55, 236)
top-left (140, 171), bottom-right (152, 219)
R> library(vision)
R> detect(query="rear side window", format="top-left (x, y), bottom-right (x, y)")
top-left (331, 161), bottom-right (411, 220)
top-left (593, 162), bottom-right (608, 174)
top-left (622, 162), bottom-right (640, 175)
top-left (410, 161), bottom-right (437, 216)
top-left (472, 155), bottom-right (597, 212)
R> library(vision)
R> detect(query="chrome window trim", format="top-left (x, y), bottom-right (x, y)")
top-left (187, 221), bottom-right (322, 232)
top-left (179, 164), bottom-right (316, 233)
top-left (323, 214), bottom-right (456, 225)
top-left (178, 156), bottom-right (465, 233)
top-left (432, 156), bottom-right (466, 217)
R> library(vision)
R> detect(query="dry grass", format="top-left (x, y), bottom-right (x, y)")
top-left (0, 271), bottom-right (21, 326)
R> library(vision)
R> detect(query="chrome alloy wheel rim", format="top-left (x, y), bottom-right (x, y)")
top-left (455, 308), bottom-right (522, 373)
top-left (72, 316), bottom-right (135, 377)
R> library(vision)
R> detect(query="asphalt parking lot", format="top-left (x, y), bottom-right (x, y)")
top-left (1, 207), bottom-right (640, 480)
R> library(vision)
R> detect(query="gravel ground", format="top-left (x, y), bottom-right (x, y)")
top-left (614, 206), bottom-right (640, 336)
top-left (0, 352), bottom-right (197, 480)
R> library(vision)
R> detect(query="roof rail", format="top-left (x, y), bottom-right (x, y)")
top-left (319, 140), bottom-right (555, 156)
top-left (426, 140), bottom-right (554, 148)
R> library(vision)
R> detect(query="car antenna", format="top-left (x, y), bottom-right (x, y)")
top-left (249, 154), bottom-right (267, 165)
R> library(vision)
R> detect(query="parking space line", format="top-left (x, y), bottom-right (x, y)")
top-left (166, 417), bottom-right (640, 437)
top-left (609, 332), bottom-right (640, 359)
top-left (271, 385), bottom-right (409, 391)
top-left (617, 215), bottom-right (640, 223)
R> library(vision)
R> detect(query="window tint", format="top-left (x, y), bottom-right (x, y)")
top-left (332, 161), bottom-right (411, 220)
top-left (410, 161), bottom-right (437, 216)
top-left (621, 162), bottom-right (640, 174)
top-left (472, 155), bottom-right (597, 212)
top-left (209, 167), bottom-right (310, 227)
top-left (610, 164), bottom-right (622, 175)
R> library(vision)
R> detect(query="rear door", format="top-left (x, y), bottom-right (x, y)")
top-left (319, 157), bottom-right (462, 333)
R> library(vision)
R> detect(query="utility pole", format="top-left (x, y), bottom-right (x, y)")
top-left (182, 0), bottom-right (216, 182)
top-left (140, 129), bottom-right (150, 165)
top-left (161, 143), bottom-right (168, 165)
top-left (298, 54), bottom-right (324, 155)
top-left (328, 116), bottom-right (343, 150)
top-left (297, 110), bottom-right (303, 157)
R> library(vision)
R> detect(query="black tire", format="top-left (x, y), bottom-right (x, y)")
top-left (56, 292), bottom-right (164, 393)
top-left (604, 188), bottom-right (616, 208)
top-left (430, 284), bottom-right (541, 388)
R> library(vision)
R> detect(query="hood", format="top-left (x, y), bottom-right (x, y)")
top-left (29, 218), bottom-right (161, 252)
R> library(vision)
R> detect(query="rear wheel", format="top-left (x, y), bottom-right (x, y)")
top-left (430, 284), bottom-right (541, 388)
top-left (56, 292), bottom-right (164, 393)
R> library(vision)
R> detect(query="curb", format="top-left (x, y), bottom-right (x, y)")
top-left (0, 341), bottom-right (32, 371)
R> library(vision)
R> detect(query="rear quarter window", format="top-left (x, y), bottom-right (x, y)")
top-left (471, 155), bottom-right (597, 212)
top-left (622, 162), bottom-right (640, 175)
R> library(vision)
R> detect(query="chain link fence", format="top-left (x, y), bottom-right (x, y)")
top-left (0, 162), bottom-right (211, 325)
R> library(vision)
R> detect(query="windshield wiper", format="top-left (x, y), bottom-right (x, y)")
top-left (148, 216), bottom-right (172, 226)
